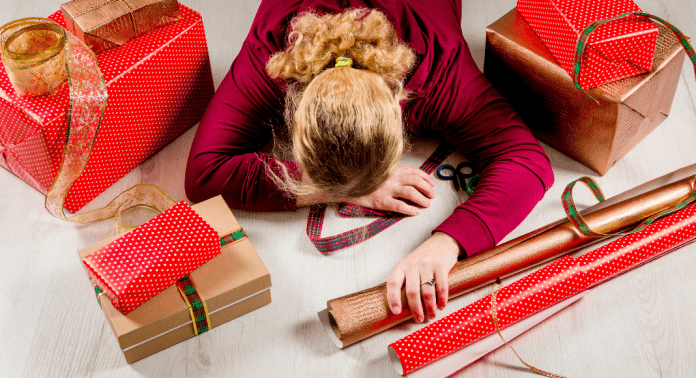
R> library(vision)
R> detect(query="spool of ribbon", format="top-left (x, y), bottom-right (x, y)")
top-left (0, 18), bottom-right (68, 97)
top-left (0, 17), bottom-right (180, 232)
top-left (573, 12), bottom-right (696, 102)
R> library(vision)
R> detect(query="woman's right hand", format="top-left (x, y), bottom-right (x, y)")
top-left (346, 166), bottom-right (436, 215)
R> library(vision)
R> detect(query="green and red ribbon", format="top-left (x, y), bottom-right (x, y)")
top-left (562, 176), bottom-right (696, 237)
top-left (573, 12), bottom-right (696, 100)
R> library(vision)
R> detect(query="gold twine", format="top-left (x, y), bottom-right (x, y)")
top-left (490, 281), bottom-right (567, 378)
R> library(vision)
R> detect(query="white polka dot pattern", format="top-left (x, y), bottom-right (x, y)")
top-left (0, 5), bottom-right (215, 212)
top-left (517, 0), bottom-right (658, 89)
top-left (390, 256), bottom-right (588, 375)
top-left (82, 201), bottom-right (221, 315)
top-left (390, 203), bottom-right (696, 376)
top-left (578, 203), bottom-right (696, 286)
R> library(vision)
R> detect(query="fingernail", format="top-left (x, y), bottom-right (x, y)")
top-left (392, 305), bottom-right (401, 314)
top-left (416, 316), bottom-right (424, 323)
top-left (438, 305), bottom-right (444, 311)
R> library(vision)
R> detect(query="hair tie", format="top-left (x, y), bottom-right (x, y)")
top-left (335, 56), bottom-right (352, 68)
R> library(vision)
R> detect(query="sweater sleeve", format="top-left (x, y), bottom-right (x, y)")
top-left (185, 40), bottom-right (301, 211)
top-left (413, 38), bottom-right (554, 257)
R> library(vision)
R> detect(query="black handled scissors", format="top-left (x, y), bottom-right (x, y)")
top-left (436, 162), bottom-right (479, 201)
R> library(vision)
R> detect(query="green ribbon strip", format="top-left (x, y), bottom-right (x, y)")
top-left (562, 176), bottom-right (696, 237)
top-left (573, 12), bottom-right (696, 101)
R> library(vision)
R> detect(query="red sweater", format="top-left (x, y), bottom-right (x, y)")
top-left (185, 0), bottom-right (554, 256)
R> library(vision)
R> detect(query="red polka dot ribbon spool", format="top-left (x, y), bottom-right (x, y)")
top-left (83, 201), bottom-right (222, 315)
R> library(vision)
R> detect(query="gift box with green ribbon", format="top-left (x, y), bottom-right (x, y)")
top-left (484, 9), bottom-right (686, 175)
top-left (78, 196), bottom-right (272, 364)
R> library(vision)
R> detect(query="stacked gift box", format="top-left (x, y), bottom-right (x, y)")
top-left (484, 0), bottom-right (687, 175)
top-left (0, 1), bottom-right (215, 212)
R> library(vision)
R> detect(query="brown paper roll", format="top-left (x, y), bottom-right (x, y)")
top-left (320, 171), bottom-right (696, 348)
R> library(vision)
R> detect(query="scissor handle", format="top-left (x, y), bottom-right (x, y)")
top-left (456, 162), bottom-right (476, 179)
top-left (437, 164), bottom-right (456, 179)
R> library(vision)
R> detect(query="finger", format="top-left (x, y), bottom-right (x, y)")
top-left (398, 186), bottom-right (431, 209)
top-left (402, 175), bottom-right (436, 200)
top-left (402, 166), bottom-right (436, 187)
top-left (384, 197), bottom-right (420, 216)
top-left (434, 267), bottom-right (450, 310)
top-left (420, 274), bottom-right (438, 320)
top-left (386, 268), bottom-right (406, 314)
top-left (405, 270), bottom-right (425, 323)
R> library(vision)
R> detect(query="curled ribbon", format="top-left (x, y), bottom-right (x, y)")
top-left (1, 18), bottom-right (177, 232)
top-left (490, 281), bottom-right (567, 378)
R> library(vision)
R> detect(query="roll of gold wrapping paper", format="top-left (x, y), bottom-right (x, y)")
top-left (319, 170), bottom-right (696, 348)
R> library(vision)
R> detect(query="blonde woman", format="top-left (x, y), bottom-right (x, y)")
top-left (186, 0), bottom-right (553, 323)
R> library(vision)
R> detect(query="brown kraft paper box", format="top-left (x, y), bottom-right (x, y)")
top-left (61, 0), bottom-right (181, 53)
top-left (78, 195), bottom-right (272, 364)
top-left (484, 9), bottom-right (686, 175)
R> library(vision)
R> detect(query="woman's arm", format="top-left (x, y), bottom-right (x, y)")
top-left (185, 41), bottom-right (300, 211)
top-left (388, 37), bottom-right (554, 321)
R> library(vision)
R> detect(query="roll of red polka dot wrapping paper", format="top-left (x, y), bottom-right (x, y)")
top-left (517, 0), bottom-right (658, 89)
top-left (83, 201), bottom-right (221, 315)
top-left (389, 203), bottom-right (696, 377)
top-left (0, 5), bottom-right (215, 212)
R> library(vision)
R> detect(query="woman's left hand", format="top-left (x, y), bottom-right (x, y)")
top-left (386, 232), bottom-right (462, 322)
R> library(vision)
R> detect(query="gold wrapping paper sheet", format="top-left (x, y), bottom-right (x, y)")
top-left (0, 18), bottom-right (67, 97)
top-left (483, 9), bottom-right (686, 175)
top-left (61, 0), bottom-right (181, 54)
top-left (321, 171), bottom-right (696, 348)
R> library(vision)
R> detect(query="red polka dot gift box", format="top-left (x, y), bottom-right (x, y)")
top-left (484, 9), bottom-right (685, 175)
top-left (79, 196), bottom-right (272, 364)
top-left (0, 5), bottom-right (214, 213)
top-left (517, 0), bottom-right (658, 89)
top-left (83, 201), bottom-right (222, 314)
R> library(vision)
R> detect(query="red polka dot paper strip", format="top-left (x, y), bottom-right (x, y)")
top-left (0, 5), bottom-right (214, 212)
top-left (389, 203), bottom-right (696, 377)
top-left (517, 0), bottom-right (658, 89)
top-left (83, 201), bottom-right (221, 315)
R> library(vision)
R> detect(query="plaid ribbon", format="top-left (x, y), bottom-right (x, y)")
top-left (306, 143), bottom-right (456, 253)
top-left (176, 275), bottom-right (211, 335)
top-left (573, 12), bottom-right (696, 100)
top-left (562, 176), bottom-right (696, 237)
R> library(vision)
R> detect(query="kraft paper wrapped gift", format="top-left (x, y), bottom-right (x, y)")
top-left (0, 5), bottom-right (214, 212)
top-left (484, 9), bottom-right (686, 175)
top-left (61, 0), bottom-right (181, 53)
top-left (78, 196), bottom-right (272, 364)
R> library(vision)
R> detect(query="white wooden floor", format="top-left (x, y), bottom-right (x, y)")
top-left (2, 0), bottom-right (696, 377)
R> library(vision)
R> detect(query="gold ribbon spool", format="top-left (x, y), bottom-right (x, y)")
top-left (0, 18), bottom-right (68, 97)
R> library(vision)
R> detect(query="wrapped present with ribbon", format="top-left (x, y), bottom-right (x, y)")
top-left (78, 195), bottom-right (272, 364)
top-left (318, 163), bottom-right (696, 348)
top-left (388, 198), bottom-right (696, 377)
top-left (83, 201), bottom-right (222, 314)
top-left (484, 8), bottom-right (688, 175)
top-left (0, 5), bottom-right (214, 213)
top-left (61, 0), bottom-right (181, 54)
top-left (517, 0), bottom-right (658, 89)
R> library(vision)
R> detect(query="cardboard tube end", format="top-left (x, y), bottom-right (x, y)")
top-left (317, 309), bottom-right (345, 349)
top-left (388, 346), bottom-right (404, 375)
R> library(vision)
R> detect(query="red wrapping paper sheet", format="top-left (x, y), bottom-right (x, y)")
top-left (83, 201), bottom-right (221, 314)
top-left (0, 5), bottom-right (214, 212)
top-left (516, 0), bottom-right (658, 89)
top-left (389, 203), bottom-right (696, 377)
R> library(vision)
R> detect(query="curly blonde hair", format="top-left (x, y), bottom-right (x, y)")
top-left (266, 8), bottom-right (416, 200)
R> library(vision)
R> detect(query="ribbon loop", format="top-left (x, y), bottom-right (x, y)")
top-left (573, 12), bottom-right (696, 101)
top-left (306, 143), bottom-right (455, 253)
top-left (563, 176), bottom-right (696, 237)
